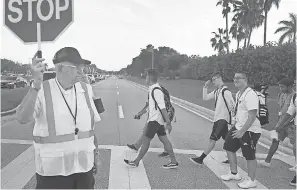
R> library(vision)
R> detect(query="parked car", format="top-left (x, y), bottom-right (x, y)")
top-left (1, 76), bottom-right (27, 89)
top-left (87, 74), bottom-right (96, 84)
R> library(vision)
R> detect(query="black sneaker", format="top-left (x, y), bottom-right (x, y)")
top-left (124, 159), bottom-right (138, 167)
top-left (190, 157), bottom-right (203, 165)
top-left (127, 144), bottom-right (138, 152)
top-left (162, 162), bottom-right (178, 169)
top-left (290, 176), bottom-right (296, 186)
top-left (158, 152), bottom-right (169, 158)
top-left (222, 159), bottom-right (229, 164)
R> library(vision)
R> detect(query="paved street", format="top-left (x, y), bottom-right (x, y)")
top-left (1, 77), bottom-right (296, 189)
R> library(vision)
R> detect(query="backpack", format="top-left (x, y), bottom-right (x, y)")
top-left (235, 89), bottom-right (269, 126)
top-left (255, 91), bottom-right (269, 126)
top-left (214, 87), bottom-right (232, 124)
top-left (151, 86), bottom-right (175, 122)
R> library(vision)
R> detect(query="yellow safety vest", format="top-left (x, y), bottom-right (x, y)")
top-left (33, 81), bottom-right (95, 143)
top-left (34, 80), bottom-right (96, 176)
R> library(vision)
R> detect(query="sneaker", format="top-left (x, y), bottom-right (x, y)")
top-left (127, 144), bottom-right (138, 152)
top-left (158, 152), bottom-right (169, 158)
top-left (220, 172), bottom-right (241, 181)
top-left (257, 160), bottom-right (271, 168)
top-left (124, 159), bottom-right (138, 167)
top-left (190, 157), bottom-right (203, 165)
top-left (290, 176), bottom-right (296, 186)
top-left (289, 165), bottom-right (297, 172)
top-left (222, 159), bottom-right (229, 164)
top-left (162, 162), bottom-right (178, 169)
top-left (238, 177), bottom-right (257, 189)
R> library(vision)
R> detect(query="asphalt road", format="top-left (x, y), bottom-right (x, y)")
top-left (1, 77), bottom-right (295, 189)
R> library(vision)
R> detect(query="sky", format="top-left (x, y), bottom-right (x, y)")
top-left (1, 0), bottom-right (297, 71)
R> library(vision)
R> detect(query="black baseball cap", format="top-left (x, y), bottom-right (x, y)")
top-left (53, 47), bottom-right (91, 65)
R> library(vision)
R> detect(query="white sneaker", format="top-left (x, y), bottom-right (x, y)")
top-left (238, 177), bottom-right (257, 189)
top-left (221, 172), bottom-right (241, 181)
top-left (257, 160), bottom-right (271, 168)
top-left (289, 165), bottom-right (297, 172)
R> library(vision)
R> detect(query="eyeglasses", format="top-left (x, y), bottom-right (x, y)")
top-left (63, 64), bottom-right (77, 69)
top-left (233, 77), bottom-right (245, 80)
top-left (211, 77), bottom-right (219, 82)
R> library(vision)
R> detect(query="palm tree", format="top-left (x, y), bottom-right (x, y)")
top-left (263, 0), bottom-right (281, 45)
top-left (275, 13), bottom-right (297, 44)
top-left (229, 21), bottom-right (246, 49)
top-left (210, 28), bottom-right (230, 55)
top-left (233, 0), bottom-right (265, 48)
top-left (216, 0), bottom-right (235, 54)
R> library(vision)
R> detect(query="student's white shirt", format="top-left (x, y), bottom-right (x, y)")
top-left (147, 83), bottom-right (166, 125)
top-left (235, 87), bottom-right (262, 133)
top-left (286, 95), bottom-right (296, 126)
top-left (203, 86), bottom-right (235, 122)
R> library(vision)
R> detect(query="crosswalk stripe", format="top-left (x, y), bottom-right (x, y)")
top-left (1, 144), bottom-right (293, 189)
top-left (1, 146), bottom-right (35, 189)
top-left (126, 150), bottom-right (151, 189)
top-left (108, 147), bottom-right (130, 189)
top-left (209, 151), bottom-right (268, 189)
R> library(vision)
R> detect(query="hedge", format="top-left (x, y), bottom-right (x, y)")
top-left (179, 42), bottom-right (296, 84)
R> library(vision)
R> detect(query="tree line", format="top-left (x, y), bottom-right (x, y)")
top-left (120, 0), bottom-right (296, 85)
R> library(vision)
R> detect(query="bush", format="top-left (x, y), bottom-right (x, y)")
top-left (180, 42), bottom-right (296, 84)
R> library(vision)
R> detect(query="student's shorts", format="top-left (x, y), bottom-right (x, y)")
top-left (210, 119), bottom-right (229, 141)
top-left (145, 121), bottom-right (166, 139)
top-left (223, 126), bottom-right (261, 160)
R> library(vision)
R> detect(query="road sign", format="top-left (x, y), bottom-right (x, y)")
top-left (4, 0), bottom-right (74, 44)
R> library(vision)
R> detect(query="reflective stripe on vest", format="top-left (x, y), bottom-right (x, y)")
top-left (33, 81), bottom-right (95, 144)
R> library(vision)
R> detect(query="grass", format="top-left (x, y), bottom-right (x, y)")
top-left (1, 87), bottom-right (29, 112)
top-left (126, 76), bottom-right (281, 131)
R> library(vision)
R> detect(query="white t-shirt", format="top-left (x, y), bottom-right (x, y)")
top-left (147, 83), bottom-right (166, 125)
top-left (235, 87), bottom-right (262, 133)
top-left (203, 86), bottom-right (235, 122)
top-left (287, 95), bottom-right (296, 126)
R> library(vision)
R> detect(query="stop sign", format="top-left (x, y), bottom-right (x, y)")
top-left (4, 0), bottom-right (73, 44)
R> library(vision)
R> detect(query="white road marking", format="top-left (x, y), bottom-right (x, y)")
top-left (117, 92), bottom-right (119, 95)
top-left (108, 147), bottom-right (130, 189)
top-left (1, 146), bottom-right (35, 189)
top-left (1, 139), bottom-right (33, 145)
top-left (126, 149), bottom-right (151, 189)
top-left (118, 105), bottom-right (124, 119)
top-left (209, 151), bottom-right (268, 189)
top-left (1, 144), bottom-right (293, 189)
top-left (129, 81), bottom-right (292, 157)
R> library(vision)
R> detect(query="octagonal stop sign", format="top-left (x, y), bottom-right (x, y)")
top-left (4, 0), bottom-right (73, 44)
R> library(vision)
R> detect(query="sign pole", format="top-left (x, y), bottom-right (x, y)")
top-left (37, 22), bottom-right (42, 58)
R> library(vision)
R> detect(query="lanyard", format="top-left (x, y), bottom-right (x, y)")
top-left (235, 86), bottom-right (249, 115)
top-left (55, 79), bottom-right (78, 126)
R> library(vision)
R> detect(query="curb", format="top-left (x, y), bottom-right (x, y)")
top-left (1, 106), bottom-right (18, 117)
top-left (127, 79), bottom-right (294, 156)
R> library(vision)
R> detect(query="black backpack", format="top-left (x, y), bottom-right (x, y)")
top-left (214, 87), bottom-right (232, 124)
top-left (237, 89), bottom-right (269, 126)
top-left (151, 86), bottom-right (175, 122)
top-left (256, 91), bottom-right (269, 126)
